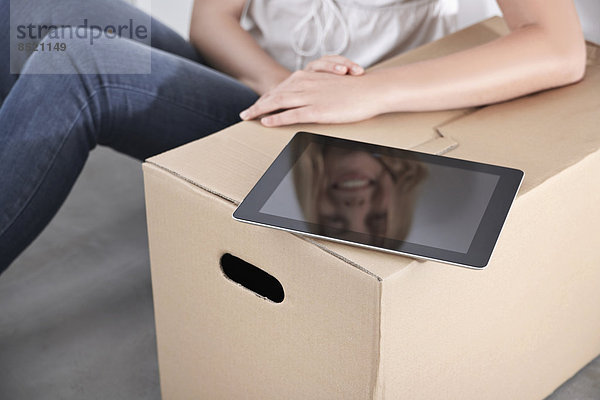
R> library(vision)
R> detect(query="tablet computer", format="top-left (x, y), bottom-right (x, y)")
top-left (233, 132), bottom-right (523, 269)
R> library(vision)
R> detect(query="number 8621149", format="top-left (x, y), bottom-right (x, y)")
top-left (17, 42), bottom-right (67, 52)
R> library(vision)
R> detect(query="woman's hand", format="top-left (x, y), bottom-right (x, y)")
top-left (239, 55), bottom-right (370, 127)
top-left (239, 69), bottom-right (381, 127)
top-left (304, 55), bottom-right (364, 76)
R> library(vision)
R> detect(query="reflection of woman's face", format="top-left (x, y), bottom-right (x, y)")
top-left (317, 148), bottom-right (393, 237)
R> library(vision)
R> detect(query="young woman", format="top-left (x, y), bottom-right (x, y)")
top-left (0, 0), bottom-right (586, 272)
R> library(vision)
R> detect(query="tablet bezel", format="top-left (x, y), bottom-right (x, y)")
top-left (233, 131), bottom-right (523, 269)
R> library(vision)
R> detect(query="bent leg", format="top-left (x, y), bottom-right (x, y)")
top-left (0, 31), bottom-right (257, 272)
top-left (1, 0), bottom-right (201, 103)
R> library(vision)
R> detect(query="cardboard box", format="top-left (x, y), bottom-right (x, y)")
top-left (143, 18), bottom-right (600, 399)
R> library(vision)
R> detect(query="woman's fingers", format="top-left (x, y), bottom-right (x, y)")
top-left (322, 55), bottom-right (365, 75)
top-left (240, 91), bottom-right (306, 121)
top-left (260, 107), bottom-right (314, 127)
top-left (305, 55), bottom-right (364, 75)
top-left (305, 59), bottom-right (349, 75)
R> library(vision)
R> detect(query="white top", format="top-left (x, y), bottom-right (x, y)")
top-left (241, 0), bottom-right (459, 71)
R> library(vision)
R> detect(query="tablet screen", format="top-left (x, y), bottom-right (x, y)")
top-left (234, 132), bottom-right (523, 268)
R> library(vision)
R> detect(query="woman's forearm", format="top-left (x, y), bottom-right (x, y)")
top-left (370, 0), bottom-right (586, 114)
top-left (189, 0), bottom-right (290, 94)
top-left (239, 0), bottom-right (587, 127)
top-left (370, 27), bottom-right (585, 113)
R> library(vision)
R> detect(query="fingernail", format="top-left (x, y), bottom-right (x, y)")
top-left (335, 65), bottom-right (347, 72)
top-left (239, 110), bottom-right (249, 120)
top-left (352, 65), bottom-right (363, 73)
top-left (261, 116), bottom-right (272, 125)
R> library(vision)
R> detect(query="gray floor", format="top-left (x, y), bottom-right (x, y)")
top-left (0, 147), bottom-right (598, 399)
top-left (0, 148), bottom-right (159, 399)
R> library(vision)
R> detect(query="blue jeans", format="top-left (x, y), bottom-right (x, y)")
top-left (0, 0), bottom-right (259, 272)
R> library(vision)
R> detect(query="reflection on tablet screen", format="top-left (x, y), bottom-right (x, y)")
top-left (260, 141), bottom-right (499, 254)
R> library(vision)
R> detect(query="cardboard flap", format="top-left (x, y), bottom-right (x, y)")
top-left (586, 41), bottom-right (600, 65)
top-left (437, 43), bottom-right (600, 195)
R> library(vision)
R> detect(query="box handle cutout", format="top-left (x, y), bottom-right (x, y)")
top-left (220, 253), bottom-right (284, 303)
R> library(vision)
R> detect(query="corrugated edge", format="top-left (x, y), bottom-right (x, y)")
top-left (299, 236), bottom-right (382, 281)
top-left (371, 256), bottom-right (425, 400)
top-left (146, 161), bottom-right (239, 205)
top-left (372, 280), bottom-right (385, 400)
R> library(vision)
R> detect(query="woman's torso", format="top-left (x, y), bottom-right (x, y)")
top-left (241, 0), bottom-right (459, 71)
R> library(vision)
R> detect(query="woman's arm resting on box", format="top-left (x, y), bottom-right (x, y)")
top-left (240, 0), bottom-right (586, 126)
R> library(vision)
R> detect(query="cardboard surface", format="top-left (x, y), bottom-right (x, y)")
top-left (144, 18), bottom-right (600, 399)
top-left (378, 151), bottom-right (600, 398)
top-left (145, 165), bottom-right (381, 398)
